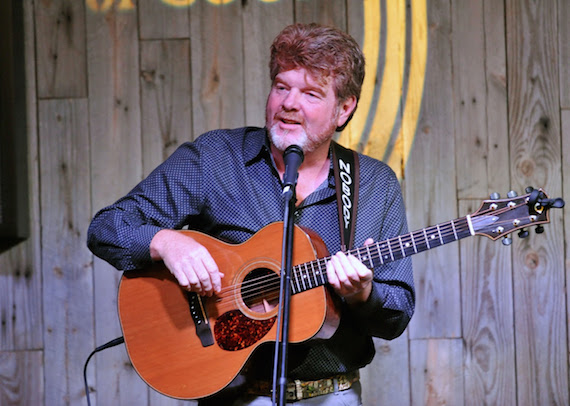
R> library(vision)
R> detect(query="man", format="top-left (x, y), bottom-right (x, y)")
top-left (88, 23), bottom-right (414, 405)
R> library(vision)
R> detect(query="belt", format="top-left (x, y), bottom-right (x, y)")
top-left (246, 370), bottom-right (360, 402)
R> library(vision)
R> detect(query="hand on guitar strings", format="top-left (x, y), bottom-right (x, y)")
top-left (150, 229), bottom-right (224, 296)
top-left (326, 238), bottom-right (374, 305)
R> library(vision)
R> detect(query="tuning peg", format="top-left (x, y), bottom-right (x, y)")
top-left (502, 236), bottom-right (513, 246)
top-left (538, 197), bottom-right (566, 209)
top-left (507, 190), bottom-right (518, 198)
top-left (518, 229), bottom-right (529, 239)
top-left (525, 186), bottom-right (534, 193)
top-left (490, 192), bottom-right (500, 200)
top-left (536, 225), bottom-right (544, 234)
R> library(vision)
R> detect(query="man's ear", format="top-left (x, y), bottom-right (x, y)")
top-left (336, 96), bottom-right (358, 130)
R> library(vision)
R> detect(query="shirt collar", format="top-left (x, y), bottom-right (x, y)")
top-left (243, 127), bottom-right (272, 166)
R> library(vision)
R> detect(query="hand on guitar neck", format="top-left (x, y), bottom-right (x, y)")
top-left (326, 238), bottom-right (375, 305)
top-left (150, 229), bottom-right (225, 297)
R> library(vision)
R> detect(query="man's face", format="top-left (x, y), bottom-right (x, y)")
top-left (265, 68), bottom-right (354, 154)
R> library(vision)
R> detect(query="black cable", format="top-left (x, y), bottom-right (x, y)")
top-left (83, 336), bottom-right (125, 406)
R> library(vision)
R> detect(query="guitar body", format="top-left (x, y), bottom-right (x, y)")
top-left (118, 222), bottom-right (341, 400)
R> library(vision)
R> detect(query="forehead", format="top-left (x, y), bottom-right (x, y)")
top-left (275, 67), bottom-right (332, 89)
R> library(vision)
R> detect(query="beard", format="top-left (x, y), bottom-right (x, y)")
top-left (267, 108), bottom-right (340, 154)
top-left (267, 124), bottom-right (311, 153)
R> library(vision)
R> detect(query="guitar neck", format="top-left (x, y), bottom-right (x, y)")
top-left (290, 215), bottom-right (473, 295)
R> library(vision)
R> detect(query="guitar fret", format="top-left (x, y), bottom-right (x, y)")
top-left (410, 232), bottom-right (418, 253)
top-left (365, 245), bottom-right (374, 269)
top-left (387, 241), bottom-right (395, 262)
top-left (426, 227), bottom-right (441, 248)
top-left (288, 271), bottom-right (295, 294)
top-left (293, 267), bottom-right (301, 293)
top-left (436, 224), bottom-right (444, 245)
top-left (317, 259), bottom-right (327, 284)
top-left (451, 220), bottom-right (458, 240)
top-left (423, 229), bottom-right (431, 249)
top-left (307, 263), bottom-right (315, 289)
top-left (401, 234), bottom-right (415, 256)
top-left (376, 244), bottom-right (385, 265)
top-left (300, 263), bottom-right (309, 290)
top-left (457, 218), bottom-right (472, 239)
top-left (398, 236), bottom-right (406, 257)
top-left (305, 263), bottom-right (312, 289)
top-left (310, 262), bottom-right (319, 287)
top-left (441, 222), bottom-right (455, 245)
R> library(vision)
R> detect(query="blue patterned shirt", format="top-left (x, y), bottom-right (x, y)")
top-left (87, 127), bottom-right (414, 379)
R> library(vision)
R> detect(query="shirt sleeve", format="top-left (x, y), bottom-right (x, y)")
top-left (86, 141), bottom-right (204, 271)
top-left (347, 163), bottom-right (415, 340)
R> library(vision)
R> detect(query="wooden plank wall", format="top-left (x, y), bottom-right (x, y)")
top-left (0, 0), bottom-right (567, 405)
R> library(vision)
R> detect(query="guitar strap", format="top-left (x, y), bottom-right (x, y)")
top-left (331, 141), bottom-right (360, 252)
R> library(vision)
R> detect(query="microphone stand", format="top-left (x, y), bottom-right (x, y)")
top-left (272, 145), bottom-right (303, 406)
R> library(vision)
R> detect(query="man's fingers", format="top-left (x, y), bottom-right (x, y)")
top-left (202, 254), bottom-right (224, 294)
top-left (326, 250), bottom-right (373, 301)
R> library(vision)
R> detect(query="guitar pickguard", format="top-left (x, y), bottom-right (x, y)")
top-left (214, 310), bottom-right (276, 351)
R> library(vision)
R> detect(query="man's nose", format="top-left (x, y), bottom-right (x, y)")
top-left (282, 89), bottom-right (300, 110)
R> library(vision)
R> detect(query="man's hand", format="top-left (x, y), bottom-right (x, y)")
top-left (326, 238), bottom-right (374, 305)
top-left (150, 229), bottom-right (224, 296)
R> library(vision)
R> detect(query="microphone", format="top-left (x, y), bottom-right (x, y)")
top-left (282, 145), bottom-right (304, 197)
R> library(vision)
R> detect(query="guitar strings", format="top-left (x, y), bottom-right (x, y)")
top-left (211, 201), bottom-right (530, 308)
top-left (213, 202), bottom-right (525, 305)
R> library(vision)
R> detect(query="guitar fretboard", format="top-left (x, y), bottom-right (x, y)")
top-left (290, 216), bottom-right (473, 295)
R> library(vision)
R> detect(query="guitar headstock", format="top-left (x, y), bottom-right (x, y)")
top-left (470, 187), bottom-right (565, 244)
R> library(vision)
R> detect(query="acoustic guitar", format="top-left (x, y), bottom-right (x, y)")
top-left (117, 188), bottom-right (563, 399)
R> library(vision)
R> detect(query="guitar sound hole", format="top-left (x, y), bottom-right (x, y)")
top-left (241, 268), bottom-right (279, 314)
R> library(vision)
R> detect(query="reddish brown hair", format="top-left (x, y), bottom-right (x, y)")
top-left (269, 23), bottom-right (365, 104)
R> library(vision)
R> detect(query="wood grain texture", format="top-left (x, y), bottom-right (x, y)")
top-left (459, 200), bottom-right (516, 406)
top-left (138, 0), bottom-right (190, 40)
top-left (39, 99), bottom-right (94, 405)
top-left (190, 1), bottom-right (245, 136)
top-left (34, 0), bottom-right (86, 98)
top-left (452, 0), bottom-right (492, 198)
top-left (559, 0), bottom-right (570, 108)
top-left (406, 0), bottom-right (461, 340)
top-left (0, 351), bottom-right (43, 406)
top-left (361, 335), bottom-right (411, 405)
top-left (482, 0), bottom-right (510, 196)
top-left (0, 248), bottom-right (42, 351)
top-left (140, 39), bottom-right (193, 176)
top-left (506, 1), bottom-right (568, 405)
top-left (295, 0), bottom-right (346, 28)
top-left (410, 339), bottom-right (464, 406)
top-left (562, 110), bottom-right (570, 380)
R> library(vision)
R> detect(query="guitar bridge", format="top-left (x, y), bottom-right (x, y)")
top-left (186, 292), bottom-right (214, 347)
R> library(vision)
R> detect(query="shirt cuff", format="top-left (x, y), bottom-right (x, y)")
top-left (128, 224), bottom-right (164, 269)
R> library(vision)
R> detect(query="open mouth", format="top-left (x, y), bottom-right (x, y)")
top-left (278, 116), bottom-right (302, 126)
